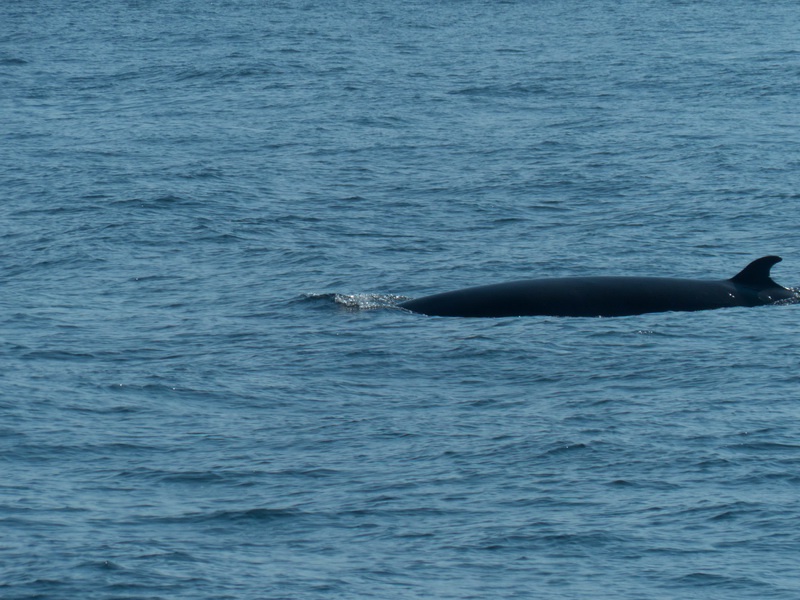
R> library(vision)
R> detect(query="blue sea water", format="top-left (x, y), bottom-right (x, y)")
top-left (4, 0), bottom-right (800, 598)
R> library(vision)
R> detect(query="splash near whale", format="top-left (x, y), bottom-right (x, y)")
top-left (399, 256), bottom-right (796, 318)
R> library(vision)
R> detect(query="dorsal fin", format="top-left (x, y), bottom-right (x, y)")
top-left (729, 255), bottom-right (782, 287)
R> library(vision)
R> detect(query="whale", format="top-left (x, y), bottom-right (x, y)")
top-left (399, 256), bottom-right (796, 318)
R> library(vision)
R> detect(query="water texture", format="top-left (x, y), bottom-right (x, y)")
top-left (3, 1), bottom-right (800, 598)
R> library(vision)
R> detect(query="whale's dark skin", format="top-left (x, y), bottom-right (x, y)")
top-left (399, 256), bottom-right (796, 318)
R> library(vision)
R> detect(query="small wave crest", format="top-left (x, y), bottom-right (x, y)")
top-left (300, 292), bottom-right (408, 311)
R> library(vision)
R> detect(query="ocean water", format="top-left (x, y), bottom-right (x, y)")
top-left (4, 1), bottom-right (800, 598)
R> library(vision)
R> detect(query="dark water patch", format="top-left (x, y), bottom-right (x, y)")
top-left (448, 83), bottom-right (549, 97)
top-left (11, 203), bottom-right (106, 217)
top-left (477, 530), bottom-right (628, 555)
top-left (270, 467), bottom-right (341, 479)
top-left (672, 571), bottom-right (771, 591)
top-left (175, 165), bottom-right (226, 180)
top-left (21, 349), bottom-right (97, 362)
top-left (605, 479), bottom-right (636, 487)
top-left (104, 382), bottom-right (235, 404)
top-left (540, 442), bottom-right (589, 458)
top-left (669, 501), bottom-right (761, 524)
top-left (735, 472), bottom-right (800, 486)
top-left (133, 549), bottom-right (198, 563)
top-left (148, 507), bottom-right (307, 525)
top-left (109, 195), bottom-right (201, 210)
top-left (347, 115), bottom-right (408, 129)
top-left (726, 441), bottom-right (800, 453)
top-left (0, 57), bottom-right (28, 66)
top-left (77, 559), bottom-right (126, 572)
top-left (7, 440), bottom-right (164, 463)
top-left (0, 513), bottom-right (73, 530)
top-left (112, 467), bottom-right (232, 486)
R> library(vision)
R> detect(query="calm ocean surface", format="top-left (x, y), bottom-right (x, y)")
top-left (4, 1), bottom-right (800, 598)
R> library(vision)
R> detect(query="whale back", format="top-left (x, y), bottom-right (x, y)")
top-left (400, 256), bottom-right (795, 318)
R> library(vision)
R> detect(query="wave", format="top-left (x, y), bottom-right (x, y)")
top-left (299, 292), bottom-right (408, 311)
